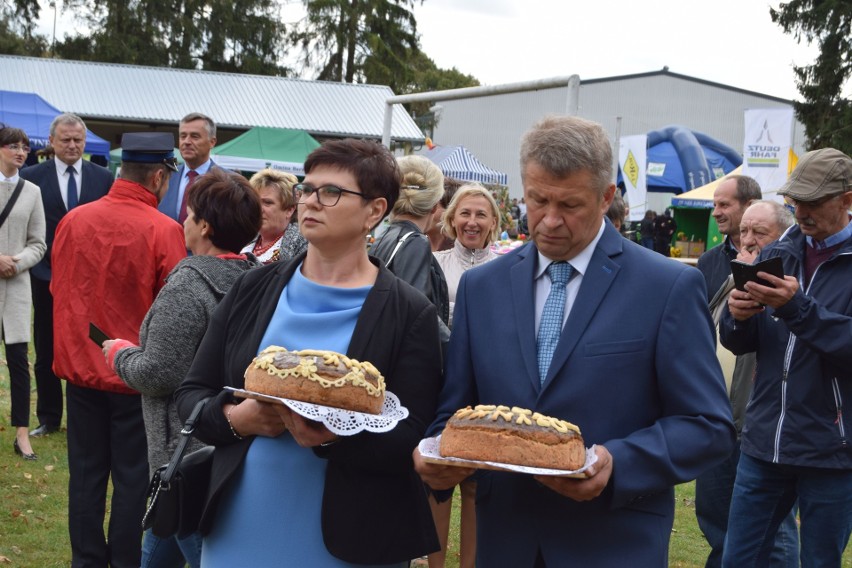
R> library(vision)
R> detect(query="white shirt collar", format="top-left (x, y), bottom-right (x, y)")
top-left (55, 156), bottom-right (84, 174)
top-left (534, 220), bottom-right (606, 280)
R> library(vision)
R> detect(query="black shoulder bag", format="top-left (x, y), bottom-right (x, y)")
top-left (0, 179), bottom-right (25, 229)
top-left (142, 398), bottom-right (215, 538)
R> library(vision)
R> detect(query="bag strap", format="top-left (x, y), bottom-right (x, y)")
top-left (0, 179), bottom-right (25, 230)
top-left (384, 231), bottom-right (415, 268)
top-left (160, 398), bottom-right (209, 485)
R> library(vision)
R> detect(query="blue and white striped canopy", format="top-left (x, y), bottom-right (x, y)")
top-left (423, 145), bottom-right (508, 186)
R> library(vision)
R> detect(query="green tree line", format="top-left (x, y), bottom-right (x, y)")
top-left (0, 0), bottom-right (478, 102)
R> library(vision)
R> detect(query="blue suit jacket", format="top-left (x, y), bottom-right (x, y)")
top-left (431, 223), bottom-right (735, 567)
top-left (20, 159), bottom-right (113, 281)
top-left (158, 161), bottom-right (216, 221)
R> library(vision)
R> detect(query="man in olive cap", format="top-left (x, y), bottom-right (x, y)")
top-left (51, 132), bottom-right (187, 568)
top-left (720, 148), bottom-right (852, 567)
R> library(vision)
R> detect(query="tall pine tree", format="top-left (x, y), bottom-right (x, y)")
top-left (771, 0), bottom-right (852, 153)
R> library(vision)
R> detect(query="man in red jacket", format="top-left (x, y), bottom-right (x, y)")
top-left (51, 132), bottom-right (186, 568)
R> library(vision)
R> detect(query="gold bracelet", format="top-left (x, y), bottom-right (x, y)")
top-left (226, 406), bottom-right (243, 440)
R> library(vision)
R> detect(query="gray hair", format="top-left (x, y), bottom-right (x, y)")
top-left (180, 112), bottom-right (217, 139)
top-left (520, 115), bottom-right (612, 195)
top-left (50, 113), bottom-right (87, 136)
top-left (746, 200), bottom-right (795, 234)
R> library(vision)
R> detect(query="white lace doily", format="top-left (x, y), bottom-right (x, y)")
top-left (226, 387), bottom-right (408, 436)
top-left (418, 436), bottom-right (597, 478)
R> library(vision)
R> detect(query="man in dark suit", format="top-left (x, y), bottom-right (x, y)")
top-left (20, 113), bottom-right (113, 437)
top-left (414, 115), bottom-right (735, 567)
top-left (158, 112), bottom-right (217, 222)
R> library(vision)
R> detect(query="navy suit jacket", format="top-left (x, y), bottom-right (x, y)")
top-left (431, 222), bottom-right (735, 567)
top-left (159, 161), bottom-right (216, 221)
top-left (20, 159), bottom-right (113, 281)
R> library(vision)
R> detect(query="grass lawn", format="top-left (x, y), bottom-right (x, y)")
top-left (2, 344), bottom-right (850, 567)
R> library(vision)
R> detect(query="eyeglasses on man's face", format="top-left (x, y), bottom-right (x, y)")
top-left (294, 183), bottom-right (368, 207)
top-left (784, 192), bottom-right (848, 209)
top-left (4, 144), bottom-right (30, 154)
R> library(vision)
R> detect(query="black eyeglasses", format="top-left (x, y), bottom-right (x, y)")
top-left (294, 183), bottom-right (368, 207)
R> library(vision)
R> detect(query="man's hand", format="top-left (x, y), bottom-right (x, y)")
top-left (534, 445), bottom-right (612, 501)
top-left (743, 273), bottom-right (798, 310)
top-left (0, 255), bottom-right (17, 279)
top-left (728, 288), bottom-right (765, 321)
top-left (736, 248), bottom-right (759, 264)
top-left (413, 447), bottom-right (475, 490)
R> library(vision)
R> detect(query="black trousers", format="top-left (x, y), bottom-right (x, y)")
top-left (6, 342), bottom-right (31, 427)
top-left (66, 383), bottom-right (149, 568)
top-left (31, 276), bottom-right (64, 428)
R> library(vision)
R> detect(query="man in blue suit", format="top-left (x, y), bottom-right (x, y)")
top-left (20, 113), bottom-right (113, 437)
top-left (414, 115), bottom-right (735, 567)
top-left (158, 112), bottom-right (217, 222)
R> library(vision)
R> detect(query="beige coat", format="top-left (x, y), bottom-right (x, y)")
top-left (0, 178), bottom-right (46, 343)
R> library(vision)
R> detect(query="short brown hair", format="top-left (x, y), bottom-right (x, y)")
top-left (187, 168), bottom-right (262, 253)
top-left (0, 125), bottom-right (30, 147)
top-left (304, 139), bottom-right (400, 212)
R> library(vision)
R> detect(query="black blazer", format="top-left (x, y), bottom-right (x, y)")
top-left (20, 159), bottom-right (113, 280)
top-left (175, 254), bottom-right (442, 564)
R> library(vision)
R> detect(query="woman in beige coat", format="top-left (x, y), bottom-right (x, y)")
top-left (0, 125), bottom-right (47, 460)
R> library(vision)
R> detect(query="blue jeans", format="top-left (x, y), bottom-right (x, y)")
top-left (723, 453), bottom-right (852, 568)
top-left (141, 528), bottom-right (202, 568)
top-left (696, 440), bottom-right (799, 567)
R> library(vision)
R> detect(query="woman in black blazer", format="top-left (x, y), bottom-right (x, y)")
top-left (175, 139), bottom-right (442, 567)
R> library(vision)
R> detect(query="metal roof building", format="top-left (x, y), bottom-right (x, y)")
top-left (428, 68), bottom-right (807, 197)
top-left (0, 54), bottom-right (425, 145)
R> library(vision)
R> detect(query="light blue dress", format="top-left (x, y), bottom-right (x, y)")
top-left (201, 265), bottom-right (406, 568)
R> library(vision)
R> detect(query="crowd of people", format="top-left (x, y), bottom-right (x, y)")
top-left (2, 110), bottom-right (851, 568)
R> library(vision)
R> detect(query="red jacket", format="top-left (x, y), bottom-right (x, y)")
top-left (51, 178), bottom-right (186, 394)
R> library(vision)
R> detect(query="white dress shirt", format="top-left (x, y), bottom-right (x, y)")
top-left (533, 221), bottom-right (605, 335)
top-left (54, 157), bottom-right (84, 210)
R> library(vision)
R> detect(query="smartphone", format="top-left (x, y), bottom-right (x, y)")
top-left (730, 256), bottom-right (784, 292)
top-left (89, 322), bottom-right (111, 347)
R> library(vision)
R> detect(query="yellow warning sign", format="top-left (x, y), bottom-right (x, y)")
top-left (623, 150), bottom-right (639, 187)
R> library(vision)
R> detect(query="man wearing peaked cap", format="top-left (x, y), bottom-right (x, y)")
top-left (721, 147), bottom-right (852, 567)
top-left (121, 132), bottom-right (179, 173)
top-left (50, 131), bottom-right (187, 567)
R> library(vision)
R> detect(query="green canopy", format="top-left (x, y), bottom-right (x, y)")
top-left (211, 127), bottom-right (320, 176)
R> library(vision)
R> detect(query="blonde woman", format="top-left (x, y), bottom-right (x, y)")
top-left (370, 155), bottom-right (449, 332)
top-left (426, 184), bottom-right (499, 568)
top-left (242, 168), bottom-right (307, 263)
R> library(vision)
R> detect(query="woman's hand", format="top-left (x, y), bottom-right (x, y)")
top-left (273, 405), bottom-right (339, 448)
top-left (0, 254), bottom-right (18, 279)
top-left (224, 399), bottom-right (288, 439)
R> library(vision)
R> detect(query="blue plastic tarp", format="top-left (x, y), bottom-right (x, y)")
top-left (0, 90), bottom-right (110, 159)
top-left (618, 126), bottom-right (741, 194)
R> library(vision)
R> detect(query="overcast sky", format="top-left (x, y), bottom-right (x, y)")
top-left (38, 0), bottom-right (838, 102)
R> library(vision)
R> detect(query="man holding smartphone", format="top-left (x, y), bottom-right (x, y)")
top-left (721, 148), bottom-right (852, 567)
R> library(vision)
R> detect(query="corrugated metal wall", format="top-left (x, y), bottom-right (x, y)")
top-left (431, 73), bottom-right (807, 198)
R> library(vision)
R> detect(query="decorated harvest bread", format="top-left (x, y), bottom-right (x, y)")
top-left (439, 405), bottom-right (585, 471)
top-left (244, 346), bottom-right (385, 414)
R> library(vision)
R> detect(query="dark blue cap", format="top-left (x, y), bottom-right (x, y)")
top-left (121, 132), bottom-right (178, 171)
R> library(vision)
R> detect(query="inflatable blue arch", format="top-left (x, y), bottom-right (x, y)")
top-left (618, 125), bottom-right (742, 194)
